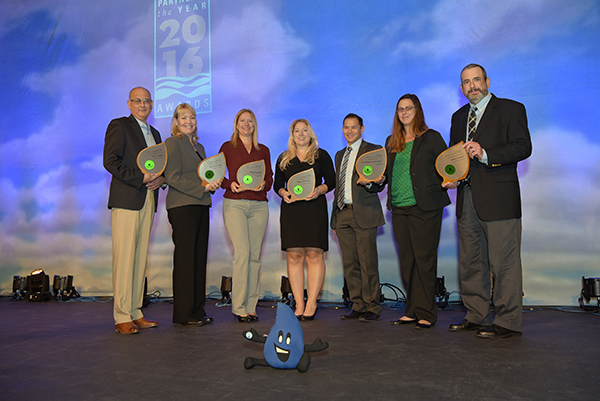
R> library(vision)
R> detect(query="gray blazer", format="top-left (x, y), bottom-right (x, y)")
top-left (164, 135), bottom-right (212, 210)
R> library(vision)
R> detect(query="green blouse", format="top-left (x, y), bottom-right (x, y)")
top-left (391, 141), bottom-right (416, 207)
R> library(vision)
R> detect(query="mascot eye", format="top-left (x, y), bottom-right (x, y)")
top-left (278, 330), bottom-right (283, 343)
top-left (286, 333), bottom-right (291, 345)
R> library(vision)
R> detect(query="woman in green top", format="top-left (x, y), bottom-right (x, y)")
top-left (385, 94), bottom-right (450, 329)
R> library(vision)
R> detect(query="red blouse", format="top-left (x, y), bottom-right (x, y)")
top-left (219, 141), bottom-right (273, 201)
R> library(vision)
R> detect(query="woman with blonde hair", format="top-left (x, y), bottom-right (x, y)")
top-left (274, 119), bottom-right (335, 320)
top-left (219, 109), bottom-right (273, 323)
top-left (164, 103), bottom-right (220, 325)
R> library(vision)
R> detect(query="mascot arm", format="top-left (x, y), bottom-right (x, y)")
top-left (243, 328), bottom-right (267, 344)
top-left (304, 337), bottom-right (329, 352)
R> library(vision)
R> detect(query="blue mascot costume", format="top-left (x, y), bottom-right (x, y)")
top-left (243, 303), bottom-right (328, 372)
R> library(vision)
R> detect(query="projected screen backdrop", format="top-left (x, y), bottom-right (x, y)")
top-left (1, 0), bottom-right (599, 305)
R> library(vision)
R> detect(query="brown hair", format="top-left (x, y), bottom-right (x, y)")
top-left (386, 94), bottom-right (428, 153)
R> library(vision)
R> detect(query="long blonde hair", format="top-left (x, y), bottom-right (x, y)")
top-left (387, 94), bottom-right (428, 153)
top-left (279, 119), bottom-right (319, 170)
top-left (230, 109), bottom-right (259, 150)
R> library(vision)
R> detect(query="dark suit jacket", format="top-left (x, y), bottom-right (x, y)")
top-left (385, 129), bottom-right (450, 212)
top-left (104, 114), bottom-right (162, 212)
top-left (330, 140), bottom-right (386, 229)
top-left (450, 94), bottom-right (532, 221)
top-left (164, 135), bottom-right (212, 210)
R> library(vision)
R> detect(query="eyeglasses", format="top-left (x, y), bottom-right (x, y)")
top-left (129, 98), bottom-right (153, 104)
top-left (397, 106), bottom-right (415, 113)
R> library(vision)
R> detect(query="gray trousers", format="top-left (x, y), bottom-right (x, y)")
top-left (335, 208), bottom-right (381, 315)
top-left (458, 187), bottom-right (523, 331)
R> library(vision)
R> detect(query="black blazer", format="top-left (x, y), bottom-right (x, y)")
top-left (385, 129), bottom-right (450, 212)
top-left (449, 94), bottom-right (532, 221)
top-left (104, 114), bottom-right (162, 212)
top-left (330, 140), bottom-right (386, 230)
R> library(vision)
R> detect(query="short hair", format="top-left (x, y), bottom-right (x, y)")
top-left (170, 103), bottom-right (198, 140)
top-left (128, 86), bottom-right (151, 100)
top-left (231, 109), bottom-right (259, 150)
top-left (461, 63), bottom-right (488, 81)
top-left (343, 113), bottom-right (363, 127)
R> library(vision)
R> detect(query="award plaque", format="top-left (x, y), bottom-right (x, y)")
top-left (137, 143), bottom-right (167, 175)
top-left (288, 169), bottom-right (315, 201)
top-left (435, 141), bottom-right (470, 184)
top-left (198, 152), bottom-right (226, 186)
top-left (356, 147), bottom-right (387, 182)
top-left (237, 160), bottom-right (265, 191)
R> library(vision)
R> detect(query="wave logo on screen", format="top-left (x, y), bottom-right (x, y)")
top-left (154, 0), bottom-right (212, 118)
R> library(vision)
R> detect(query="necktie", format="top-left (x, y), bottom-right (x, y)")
top-left (337, 146), bottom-right (352, 210)
top-left (142, 123), bottom-right (155, 146)
top-left (468, 107), bottom-right (477, 141)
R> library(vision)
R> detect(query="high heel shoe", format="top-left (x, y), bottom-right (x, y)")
top-left (390, 317), bottom-right (417, 326)
top-left (300, 309), bottom-right (317, 321)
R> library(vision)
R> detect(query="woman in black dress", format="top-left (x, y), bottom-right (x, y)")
top-left (274, 119), bottom-right (335, 320)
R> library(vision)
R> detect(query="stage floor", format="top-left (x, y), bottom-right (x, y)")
top-left (0, 296), bottom-right (596, 400)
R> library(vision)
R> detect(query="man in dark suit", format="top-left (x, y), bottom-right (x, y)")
top-left (331, 113), bottom-right (386, 322)
top-left (444, 64), bottom-right (532, 339)
top-left (103, 87), bottom-right (165, 334)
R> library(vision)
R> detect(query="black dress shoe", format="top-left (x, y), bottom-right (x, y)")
top-left (477, 324), bottom-right (523, 339)
top-left (247, 314), bottom-right (259, 322)
top-left (340, 310), bottom-right (363, 320)
top-left (390, 318), bottom-right (417, 326)
top-left (448, 319), bottom-right (485, 332)
top-left (236, 315), bottom-right (252, 323)
top-left (183, 317), bottom-right (213, 326)
top-left (359, 312), bottom-right (380, 322)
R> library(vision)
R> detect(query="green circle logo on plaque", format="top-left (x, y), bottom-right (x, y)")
top-left (243, 175), bottom-right (253, 185)
top-left (145, 160), bottom-right (155, 170)
top-left (363, 165), bottom-right (373, 176)
top-left (294, 185), bottom-right (303, 195)
top-left (445, 164), bottom-right (456, 175)
top-left (206, 170), bottom-right (214, 179)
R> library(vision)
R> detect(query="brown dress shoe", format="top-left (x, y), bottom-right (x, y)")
top-left (115, 322), bottom-right (140, 334)
top-left (133, 318), bottom-right (159, 329)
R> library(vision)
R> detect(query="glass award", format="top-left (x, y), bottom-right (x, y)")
top-left (137, 143), bottom-right (167, 175)
top-left (435, 141), bottom-right (470, 183)
top-left (198, 152), bottom-right (226, 186)
top-left (355, 147), bottom-right (387, 182)
top-left (237, 160), bottom-right (265, 191)
top-left (287, 168), bottom-right (315, 201)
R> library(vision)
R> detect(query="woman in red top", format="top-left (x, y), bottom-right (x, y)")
top-left (219, 109), bottom-right (273, 322)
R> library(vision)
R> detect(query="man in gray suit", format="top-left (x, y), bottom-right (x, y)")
top-left (444, 64), bottom-right (532, 339)
top-left (331, 113), bottom-right (386, 322)
top-left (104, 87), bottom-right (165, 334)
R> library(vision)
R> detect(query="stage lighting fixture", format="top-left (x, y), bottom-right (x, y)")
top-left (52, 275), bottom-right (80, 301)
top-left (280, 276), bottom-right (292, 304)
top-left (12, 275), bottom-right (28, 300)
top-left (579, 276), bottom-right (600, 311)
top-left (27, 269), bottom-right (52, 301)
top-left (220, 276), bottom-right (232, 304)
top-left (436, 276), bottom-right (450, 308)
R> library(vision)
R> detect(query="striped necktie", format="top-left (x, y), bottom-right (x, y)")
top-left (468, 107), bottom-right (477, 141)
top-left (337, 146), bottom-right (352, 210)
